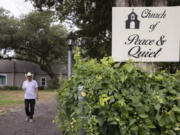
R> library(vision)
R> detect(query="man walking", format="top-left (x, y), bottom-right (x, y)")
top-left (22, 72), bottom-right (39, 122)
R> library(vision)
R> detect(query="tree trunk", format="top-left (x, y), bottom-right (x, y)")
top-left (130, 0), bottom-right (145, 6)
top-left (40, 64), bottom-right (56, 79)
top-left (114, 0), bottom-right (168, 7)
top-left (115, 0), bottom-right (129, 6)
top-left (152, 0), bottom-right (168, 6)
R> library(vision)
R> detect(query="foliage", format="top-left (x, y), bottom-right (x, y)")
top-left (15, 11), bottom-right (67, 78)
top-left (0, 8), bottom-right (19, 51)
top-left (28, 0), bottom-right (113, 59)
top-left (47, 77), bottom-right (60, 89)
top-left (56, 50), bottom-right (180, 135)
top-left (0, 86), bottom-right (19, 90)
top-left (0, 9), bottom-right (67, 78)
top-left (27, 0), bottom-right (180, 59)
top-left (38, 86), bottom-right (45, 90)
top-left (157, 62), bottom-right (180, 74)
top-left (168, 0), bottom-right (180, 6)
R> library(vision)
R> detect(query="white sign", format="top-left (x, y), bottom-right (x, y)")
top-left (112, 7), bottom-right (180, 62)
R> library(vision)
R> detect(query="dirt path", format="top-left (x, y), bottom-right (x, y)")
top-left (0, 99), bottom-right (61, 135)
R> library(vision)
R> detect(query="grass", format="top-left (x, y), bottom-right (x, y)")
top-left (0, 100), bottom-right (23, 107)
top-left (0, 90), bottom-right (57, 113)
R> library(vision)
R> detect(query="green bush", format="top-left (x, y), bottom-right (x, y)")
top-left (38, 86), bottom-right (45, 90)
top-left (56, 51), bottom-right (180, 135)
top-left (0, 86), bottom-right (19, 90)
top-left (47, 77), bottom-right (60, 90)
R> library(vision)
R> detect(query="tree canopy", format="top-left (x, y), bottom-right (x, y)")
top-left (0, 9), bottom-right (67, 78)
top-left (27, 0), bottom-right (180, 59)
top-left (168, 0), bottom-right (180, 5)
top-left (28, 0), bottom-right (113, 59)
top-left (0, 8), bottom-right (19, 53)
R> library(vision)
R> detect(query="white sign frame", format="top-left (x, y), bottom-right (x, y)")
top-left (112, 7), bottom-right (180, 62)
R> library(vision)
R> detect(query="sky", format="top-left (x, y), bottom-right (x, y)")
top-left (0, 0), bottom-right (76, 31)
top-left (0, 0), bottom-right (34, 57)
top-left (0, 0), bottom-right (34, 18)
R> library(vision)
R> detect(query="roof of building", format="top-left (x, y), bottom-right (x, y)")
top-left (0, 59), bottom-right (66, 75)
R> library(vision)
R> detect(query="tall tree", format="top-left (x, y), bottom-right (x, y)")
top-left (115, 0), bottom-right (168, 7)
top-left (27, 0), bottom-right (179, 59)
top-left (0, 10), bottom-right (67, 78)
top-left (28, 0), bottom-right (113, 59)
top-left (0, 8), bottom-right (19, 56)
top-left (16, 11), bottom-right (67, 78)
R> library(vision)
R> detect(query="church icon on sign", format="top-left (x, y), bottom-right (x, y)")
top-left (126, 9), bottom-right (140, 29)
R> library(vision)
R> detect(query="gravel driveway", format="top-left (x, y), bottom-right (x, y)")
top-left (0, 99), bottom-right (62, 135)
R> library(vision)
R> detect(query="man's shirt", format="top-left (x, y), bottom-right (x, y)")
top-left (22, 80), bottom-right (38, 99)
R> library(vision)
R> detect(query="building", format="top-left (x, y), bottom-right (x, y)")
top-left (0, 59), bottom-right (66, 88)
top-left (126, 9), bottom-right (140, 29)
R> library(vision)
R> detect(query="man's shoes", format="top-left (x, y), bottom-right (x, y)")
top-left (25, 117), bottom-right (29, 122)
top-left (29, 119), bottom-right (33, 123)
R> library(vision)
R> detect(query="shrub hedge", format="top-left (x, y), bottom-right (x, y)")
top-left (0, 86), bottom-right (19, 90)
top-left (56, 51), bottom-right (180, 135)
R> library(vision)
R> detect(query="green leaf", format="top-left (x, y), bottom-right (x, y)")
top-left (168, 130), bottom-right (176, 135)
top-left (129, 119), bottom-right (136, 126)
top-left (123, 63), bottom-right (133, 73)
top-left (110, 121), bottom-right (118, 125)
top-left (139, 114), bottom-right (148, 119)
top-left (155, 74), bottom-right (164, 81)
top-left (145, 119), bottom-right (156, 129)
top-left (97, 117), bottom-right (105, 127)
top-left (99, 97), bottom-right (105, 107)
top-left (74, 108), bottom-right (82, 115)
top-left (155, 104), bottom-right (161, 111)
top-left (120, 73), bottom-right (127, 83)
top-left (177, 115), bottom-right (180, 122)
top-left (169, 111), bottom-right (176, 122)
top-left (130, 125), bottom-right (138, 131)
top-left (156, 115), bottom-right (166, 127)
top-left (120, 127), bottom-right (127, 135)
top-left (172, 106), bottom-right (180, 113)
top-left (114, 63), bottom-right (120, 68)
top-left (174, 127), bottom-right (180, 131)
